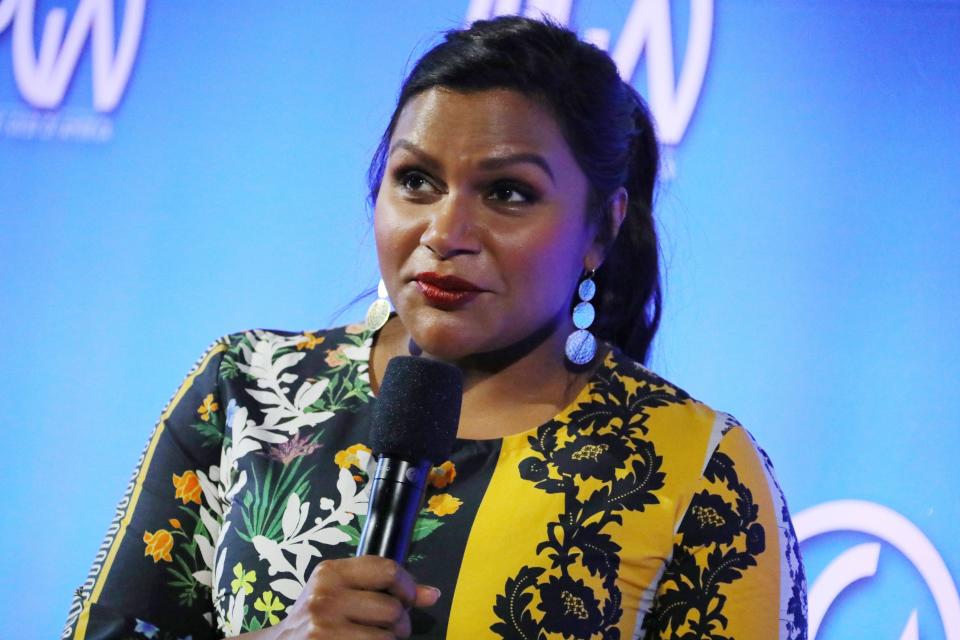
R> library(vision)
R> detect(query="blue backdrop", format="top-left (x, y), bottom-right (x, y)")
top-left (1, 1), bottom-right (958, 638)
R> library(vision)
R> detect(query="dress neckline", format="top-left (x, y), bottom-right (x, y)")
top-left (360, 319), bottom-right (618, 448)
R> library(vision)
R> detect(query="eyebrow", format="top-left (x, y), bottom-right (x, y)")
top-left (389, 139), bottom-right (442, 173)
top-left (389, 139), bottom-right (556, 184)
top-left (479, 153), bottom-right (555, 184)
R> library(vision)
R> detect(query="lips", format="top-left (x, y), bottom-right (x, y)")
top-left (414, 272), bottom-right (484, 309)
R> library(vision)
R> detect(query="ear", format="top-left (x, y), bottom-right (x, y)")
top-left (585, 187), bottom-right (628, 271)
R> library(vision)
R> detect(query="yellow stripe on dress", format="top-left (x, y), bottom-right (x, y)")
top-left (73, 342), bottom-right (227, 640)
top-left (445, 431), bottom-right (566, 637)
top-left (713, 426), bottom-right (782, 639)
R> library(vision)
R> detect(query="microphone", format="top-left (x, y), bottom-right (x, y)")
top-left (356, 356), bottom-right (463, 564)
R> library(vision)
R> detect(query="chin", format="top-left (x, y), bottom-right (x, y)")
top-left (411, 330), bottom-right (479, 362)
top-left (404, 314), bottom-right (486, 362)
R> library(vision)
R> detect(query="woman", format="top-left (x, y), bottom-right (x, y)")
top-left (64, 16), bottom-right (807, 640)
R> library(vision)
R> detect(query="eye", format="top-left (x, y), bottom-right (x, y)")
top-left (487, 182), bottom-right (538, 205)
top-left (396, 169), bottom-right (438, 194)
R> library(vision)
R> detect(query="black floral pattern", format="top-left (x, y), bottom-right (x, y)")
top-left (681, 491), bottom-right (740, 548)
top-left (492, 359), bottom-right (691, 639)
top-left (538, 575), bottom-right (604, 635)
top-left (552, 430), bottom-right (632, 481)
top-left (641, 449), bottom-right (769, 639)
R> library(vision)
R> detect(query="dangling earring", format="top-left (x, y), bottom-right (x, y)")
top-left (565, 269), bottom-right (597, 366)
top-left (365, 279), bottom-right (392, 332)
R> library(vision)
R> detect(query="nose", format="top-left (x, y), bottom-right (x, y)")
top-left (420, 191), bottom-right (481, 259)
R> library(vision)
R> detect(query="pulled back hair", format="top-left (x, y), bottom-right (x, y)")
top-left (368, 16), bottom-right (662, 365)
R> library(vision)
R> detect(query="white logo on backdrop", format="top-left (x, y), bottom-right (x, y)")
top-left (795, 500), bottom-right (960, 640)
top-left (0, 0), bottom-right (145, 111)
top-left (465, 0), bottom-right (713, 147)
top-left (0, 0), bottom-right (146, 141)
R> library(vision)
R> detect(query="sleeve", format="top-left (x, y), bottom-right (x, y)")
top-left (62, 338), bottom-right (232, 640)
top-left (641, 425), bottom-right (808, 640)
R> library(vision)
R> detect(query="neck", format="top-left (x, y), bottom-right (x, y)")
top-left (441, 310), bottom-right (566, 385)
top-left (372, 312), bottom-right (600, 422)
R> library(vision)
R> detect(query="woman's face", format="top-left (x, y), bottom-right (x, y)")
top-left (374, 88), bottom-right (603, 361)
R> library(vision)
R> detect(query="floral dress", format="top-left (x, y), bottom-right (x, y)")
top-left (63, 324), bottom-right (807, 640)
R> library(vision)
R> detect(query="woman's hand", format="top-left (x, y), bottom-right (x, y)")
top-left (233, 556), bottom-right (440, 640)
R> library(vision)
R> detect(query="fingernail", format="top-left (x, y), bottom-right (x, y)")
top-left (428, 586), bottom-right (442, 602)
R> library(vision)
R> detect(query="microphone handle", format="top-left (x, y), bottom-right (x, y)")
top-left (356, 456), bottom-right (431, 563)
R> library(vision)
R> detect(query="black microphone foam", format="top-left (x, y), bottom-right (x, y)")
top-left (358, 356), bottom-right (463, 563)
top-left (370, 356), bottom-right (463, 464)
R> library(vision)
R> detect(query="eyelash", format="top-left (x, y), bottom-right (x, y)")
top-left (486, 181), bottom-right (538, 204)
top-left (396, 168), bottom-right (436, 194)
top-left (393, 167), bottom-right (540, 205)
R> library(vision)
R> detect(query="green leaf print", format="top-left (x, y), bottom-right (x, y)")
top-left (411, 517), bottom-right (443, 541)
top-left (336, 513), bottom-right (367, 548)
top-left (164, 514), bottom-right (210, 607)
top-left (335, 523), bottom-right (361, 546)
top-left (221, 352), bottom-right (241, 380)
top-left (238, 456), bottom-right (316, 543)
top-left (191, 415), bottom-right (224, 448)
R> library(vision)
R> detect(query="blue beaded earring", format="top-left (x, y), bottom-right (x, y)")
top-left (565, 269), bottom-right (597, 366)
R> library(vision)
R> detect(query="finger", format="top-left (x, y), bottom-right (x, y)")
top-left (336, 621), bottom-right (397, 640)
top-left (338, 556), bottom-right (418, 607)
top-left (414, 584), bottom-right (441, 608)
top-left (343, 590), bottom-right (408, 632)
top-left (382, 562), bottom-right (419, 607)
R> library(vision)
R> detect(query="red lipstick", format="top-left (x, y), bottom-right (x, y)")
top-left (414, 272), bottom-right (483, 309)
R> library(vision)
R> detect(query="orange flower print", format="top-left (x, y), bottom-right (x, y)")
top-left (325, 345), bottom-right (348, 368)
top-left (426, 493), bottom-right (462, 517)
top-left (197, 393), bottom-right (219, 422)
top-left (334, 443), bottom-right (371, 471)
top-left (168, 518), bottom-right (182, 530)
top-left (143, 529), bottom-right (174, 562)
top-left (428, 461), bottom-right (457, 489)
top-left (296, 332), bottom-right (325, 351)
top-left (173, 470), bottom-right (202, 505)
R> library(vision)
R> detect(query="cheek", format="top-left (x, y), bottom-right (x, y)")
top-left (539, 217), bottom-right (591, 268)
top-left (500, 223), bottom-right (586, 299)
top-left (372, 206), bottom-right (389, 260)
top-left (373, 201), bottom-right (406, 268)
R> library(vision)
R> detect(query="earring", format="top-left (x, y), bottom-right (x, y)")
top-left (565, 269), bottom-right (597, 366)
top-left (364, 279), bottom-right (392, 332)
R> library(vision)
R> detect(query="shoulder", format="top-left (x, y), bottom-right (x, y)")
top-left (214, 323), bottom-right (373, 373)
top-left (175, 325), bottom-right (371, 390)
top-left (209, 323), bottom-right (377, 416)
top-left (597, 347), bottom-right (789, 513)
top-left (217, 323), bottom-right (370, 352)
top-left (598, 346), bottom-right (736, 472)
top-left (603, 350), bottom-right (808, 637)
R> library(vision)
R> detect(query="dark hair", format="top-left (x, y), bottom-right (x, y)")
top-left (368, 16), bottom-right (662, 364)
